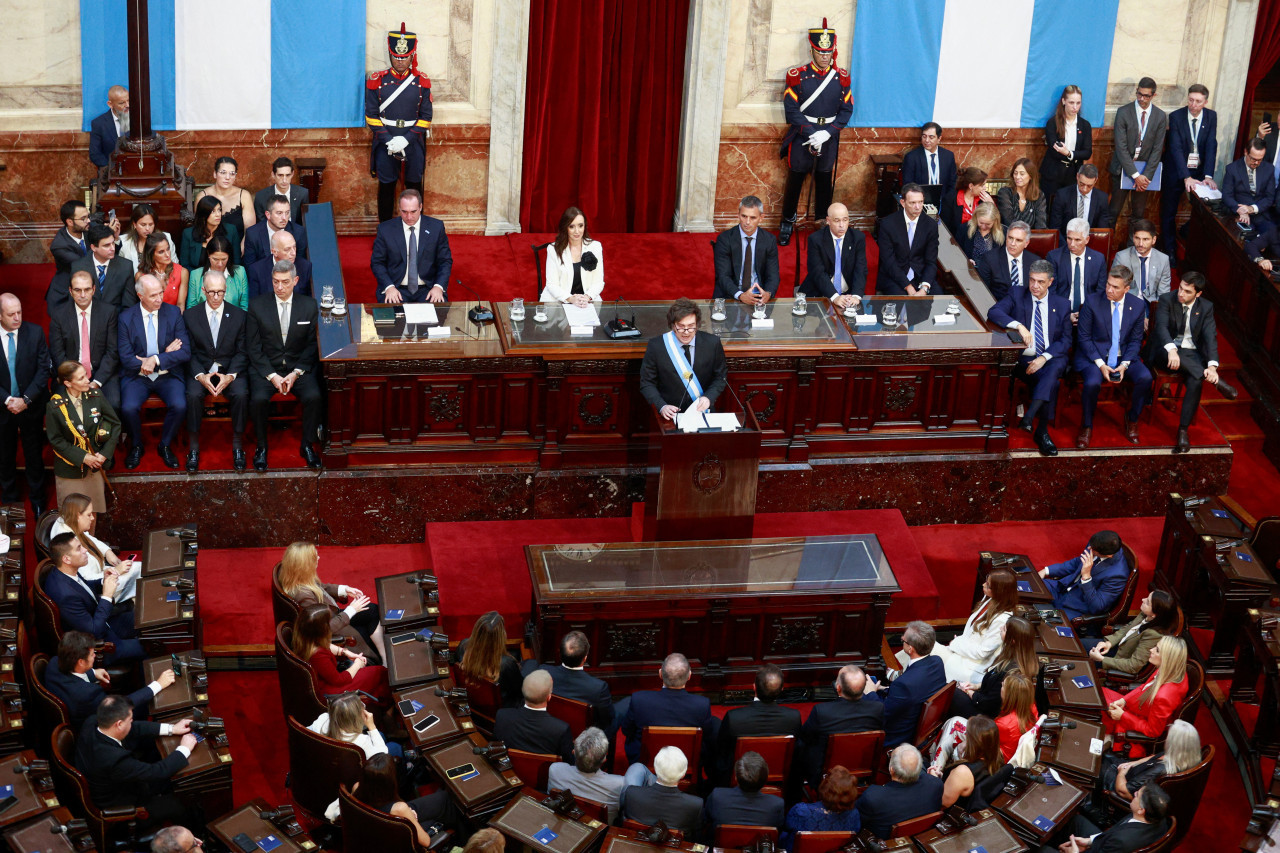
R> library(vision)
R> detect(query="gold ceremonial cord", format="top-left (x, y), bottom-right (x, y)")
top-left (51, 394), bottom-right (92, 472)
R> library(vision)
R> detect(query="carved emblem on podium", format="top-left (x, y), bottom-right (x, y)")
top-left (428, 390), bottom-right (462, 424)
top-left (577, 392), bottom-right (614, 426)
top-left (606, 624), bottom-right (660, 660)
top-left (692, 453), bottom-right (726, 495)
top-left (742, 389), bottom-right (777, 421)
top-left (883, 379), bottom-right (918, 413)
top-left (769, 618), bottom-right (821, 654)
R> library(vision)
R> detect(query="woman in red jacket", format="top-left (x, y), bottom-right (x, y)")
top-left (1101, 635), bottom-right (1188, 756)
top-left (292, 604), bottom-right (391, 710)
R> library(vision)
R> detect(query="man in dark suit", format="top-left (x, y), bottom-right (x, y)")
top-left (1046, 219), bottom-right (1108, 317)
top-left (1048, 165), bottom-right (1114, 236)
top-left (41, 532), bottom-right (143, 662)
top-left (118, 275), bottom-right (190, 470)
top-left (621, 745), bottom-right (703, 838)
top-left (1222, 138), bottom-right (1276, 233)
top-left (713, 196), bottom-right (780, 304)
top-left (68, 223), bottom-right (136, 316)
top-left (876, 184), bottom-right (938, 296)
top-left (74, 695), bottom-right (196, 828)
top-left (862, 622), bottom-right (946, 749)
top-left (47, 201), bottom-right (92, 309)
top-left (49, 270), bottom-right (120, 413)
top-left (88, 86), bottom-right (128, 168)
top-left (253, 157), bottom-right (310, 223)
top-left (800, 664), bottom-right (884, 783)
top-left (1108, 77), bottom-right (1168, 240)
top-left (703, 752), bottom-right (785, 832)
top-left (900, 122), bottom-right (957, 194)
top-left (0, 293), bottom-right (50, 515)
top-left (619, 653), bottom-right (716, 765)
top-left (1160, 84), bottom-right (1218, 261)
top-left (1038, 782), bottom-right (1170, 853)
top-left (799, 202), bottom-right (866, 310)
top-left (855, 744), bottom-right (944, 839)
top-left (638, 298), bottom-right (729, 422)
top-left (978, 220), bottom-right (1040, 302)
top-left (247, 231), bottom-right (313, 300)
top-left (716, 664), bottom-right (801, 784)
top-left (528, 630), bottom-right (615, 734)
top-left (988, 260), bottom-right (1072, 456)
top-left (44, 631), bottom-right (174, 729)
top-left (242, 195), bottom-right (309, 268)
top-left (1039, 530), bottom-right (1130, 623)
top-left (493, 670), bottom-right (574, 763)
top-left (183, 270), bottom-right (249, 473)
top-left (1146, 271), bottom-right (1238, 453)
top-left (246, 261), bottom-right (322, 471)
top-left (1073, 266), bottom-right (1152, 448)
top-left (370, 189), bottom-right (451, 304)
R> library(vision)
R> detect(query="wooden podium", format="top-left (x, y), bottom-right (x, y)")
top-left (643, 388), bottom-right (761, 542)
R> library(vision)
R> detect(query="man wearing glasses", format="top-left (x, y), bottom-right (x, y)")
top-left (182, 271), bottom-right (249, 473)
top-left (1108, 77), bottom-right (1168, 242)
top-left (639, 297), bottom-right (728, 422)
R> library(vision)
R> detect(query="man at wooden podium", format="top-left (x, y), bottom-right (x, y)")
top-left (639, 298), bottom-right (728, 421)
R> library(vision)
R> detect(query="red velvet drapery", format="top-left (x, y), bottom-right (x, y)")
top-left (1236, 0), bottom-right (1280, 156)
top-left (519, 0), bottom-right (690, 233)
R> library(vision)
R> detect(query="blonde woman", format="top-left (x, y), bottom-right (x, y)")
top-left (308, 692), bottom-right (400, 759)
top-left (1107, 719), bottom-right (1200, 800)
top-left (964, 203), bottom-right (1004, 266)
top-left (1102, 635), bottom-right (1189, 756)
top-left (278, 541), bottom-right (385, 662)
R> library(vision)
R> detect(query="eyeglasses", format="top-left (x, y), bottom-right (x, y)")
top-left (180, 839), bottom-right (204, 852)
top-left (673, 323), bottom-right (698, 331)
top-left (216, 169), bottom-right (237, 177)
top-left (204, 289), bottom-right (226, 296)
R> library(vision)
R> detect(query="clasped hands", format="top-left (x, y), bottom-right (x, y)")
top-left (330, 643), bottom-right (368, 674)
top-left (738, 284), bottom-right (770, 306)
top-left (138, 338), bottom-right (183, 375)
top-left (270, 371), bottom-right (298, 395)
top-left (198, 373), bottom-right (233, 397)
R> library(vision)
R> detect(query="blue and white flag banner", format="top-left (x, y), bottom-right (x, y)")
top-left (850, 0), bottom-right (1120, 129)
top-left (81, 0), bottom-right (366, 131)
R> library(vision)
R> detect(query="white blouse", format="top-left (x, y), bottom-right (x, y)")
top-left (51, 517), bottom-right (137, 602)
top-left (541, 241), bottom-right (605, 303)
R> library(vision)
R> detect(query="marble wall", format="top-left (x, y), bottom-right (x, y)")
top-left (0, 0), bottom-right (81, 131)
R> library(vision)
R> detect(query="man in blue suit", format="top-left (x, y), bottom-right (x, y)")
top-left (856, 744), bottom-right (944, 839)
top-left (1038, 530), bottom-right (1130, 624)
top-left (900, 123), bottom-right (957, 195)
top-left (619, 653), bottom-right (716, 765)
top-left (45, 631), bottom-right (174, 729)
top-left (877, 185), bottom-right (939, 296)
top-left (978, 220), bottom-right (1039, 302)
top-left (370, 189), bottom-right (451, 304)
top-left (118, 275), bottom-right (191, 470)
top-left (1222, 138), bottom-right (1275, 233)
top-left (1073, 266), bottom-right (1151, 448)
top-left (525, 630), bottom-right (616, 735)
top-left (42, 533), bottom-right (144, 663)
top-left (1161, 84), bottom-right (1218, 261)
top-left (241, 195), bottom-right (309, 268)
top-left (713, 196), bottom-right (780, 304)
top-left (863, 621), bottom-right (945, 749)
top-left (1046, 218), bottom-right (1108, 318)
top-left (88, 86), bottom-right (127, 168)
top-left (988, 260), bottom-right (1073, 457)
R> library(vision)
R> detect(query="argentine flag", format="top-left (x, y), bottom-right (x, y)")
top-left (849, 0), bottom-right (1121, 128)
top-left (80, 0), bottom-right (366, 131)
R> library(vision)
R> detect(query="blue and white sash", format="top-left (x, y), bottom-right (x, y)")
top-left (663, 331), bottom-right (703, 401)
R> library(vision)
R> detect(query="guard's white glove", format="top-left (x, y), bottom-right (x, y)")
top-left (807, 129), bottom-right (832, 150)
top-left (386, 136), bottom-right (409, 155)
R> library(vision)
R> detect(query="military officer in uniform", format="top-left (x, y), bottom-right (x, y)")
top-left (779, 19), bottom-right (853, 246)
top-left (366, 23), bottom-right (433, 223)
top-left (46, 361), bottom-right (121, 513)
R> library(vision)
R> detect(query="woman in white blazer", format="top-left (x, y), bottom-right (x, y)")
top-left (933, 569), bottom-right (1018, 682)
top-left (541, 206), bottom-right (605, 305)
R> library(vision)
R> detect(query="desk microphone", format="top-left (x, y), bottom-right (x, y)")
top-left (50, 818), bottom-right (88, 835)
top-left (453, 279), bottom-right (493, 323)
top-left (1042, 662), bottom-right (1075, 677)
top-left (415, 630), bottom-right (449, 650)
top-left (405, 573), bottom-right (439, 586)
top-left (606, 297), bottom-right (641, 338)
top-left (161, 577), bottom-right (195, 591)
top-left (164, 527), bottom-right (197, 540)
top-left (1039, 718), bottom-right (1077, 732)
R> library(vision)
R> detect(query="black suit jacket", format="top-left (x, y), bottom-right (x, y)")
top-left (638, 330), bottom-right (728, 410)
top-left (703, 786), bottom-right (785, 831)
top-left (246, 294), bottom-right (319, 380)
top-left (799, 697), bottom-right (885, 782)
top-left (371, 216), bottom-right (452, 303)
top-left (713, 227), bottom-right (780, 300)
top-left (241, 221), bottom-right (308, 268)
top-left (493, 706), bottom-right (573, 763)
top-left (1049, 186), bottom-right (1114, 235)
top-left (183, 303), bottom-right (249, 378)
top-left (1089, 817), bottom-right (1169, 852)
top-left (1148, 292), bottom-right (1217, 366)
top-left (1039, 116), bottom-right (1094, 189)
top-left (876, 212), bottom-right (938, 295)
top-left (901, 146), bottom-right (957, 192)
top-left (623, 784), bottom-right (703, 838)
top-left (68, 255), bottom-right (137, 314)
top-left (864, 656), bottom-right (946, 748)
top-left (855, 777), bottom-right (944, 840)
top-left (247, 256), bottom-right (313, 301)
top-left (978, 249), bottom-right (1041, 303)
top-left (621, 687), bottom-right (716, 764)
top-left (44, 661), bottom-right (154, 730)
top-left (0, 322), bottom-right (51, 419)
top-left (74, 716), bottom-right (188, 809)
top-left (800, 226), bottom-right (867, 298)
top-left (89, 110), bottom-right (119, 168)
top-left (537, 664), bottom-right (614, 730)
top-left (51, 228), bottom-right (89, 276)
top-left (716, 701), bottom-right (802, 782)
top-left (253, 185), bottom-right (310, 223)
top-left (48, 302), bottom-right (119, 389)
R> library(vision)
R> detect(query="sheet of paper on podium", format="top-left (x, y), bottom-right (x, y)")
top-left (676, 409), bottom-right (741, 433)
top-left (563, 303), bottom-right (601, 326)
top-left (403, 304), bottom-right (439, 324)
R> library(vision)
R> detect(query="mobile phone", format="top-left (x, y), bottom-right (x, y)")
top-left (397, 699), bottom-right (416, 717)
top-left (108, 209), bottom-right (117, 224)
top-left (0, 794), bottom-right (19, 815)
top-left (445, 761), bottom-right (476, 779)
top-left (390, 632), bottom-right (416, 646)
top-left (231, 833), bottom-right (256, 853)
top-left (413, 713), bottom-right (441, 733)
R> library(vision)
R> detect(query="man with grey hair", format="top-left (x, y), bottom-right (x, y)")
top-left (864, 621), bottom-right (945, 748)
top-left (978, 219), bottom-right (1041, 302)
top-left (855, 744), bottom-right (943, 839)
top-left (548, 727), bottom-right (626, 821)
top-left (620, 652), bottom-right (715, 764)
top-left (1047, 216), bottom-right (1107, 318)
top-left (150, 826), bottom-right (197, 853)
top-left (118, 275), bottom-right (189, 469)
top-left (0, 294), bottom-right (49, 516)
top-left (494, 669), bottom-right (573, 763)
top-left (800, 663), bottom-right (885, 783)
top-left (621, 745), bottom-right (703, 837)
top-left (713, 196), bottom-right (780, 305)
top-left (246, 260), bottom-right (322, 471)
top-left (183, 269), bottom-right (249, 472)
top-left (247, 229), bottom-right (313, 300)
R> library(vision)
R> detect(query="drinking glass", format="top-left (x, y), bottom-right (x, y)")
top-left (332, 294), bottom-right (347, 316)
top-left (711, 298), bottom-right (726, 321)
top-left (510, 297), bottom-right (526, 320)
top-left (320, 285), bottom-right (335, 310)
top-left (881, 302), bottom-right (897, 326)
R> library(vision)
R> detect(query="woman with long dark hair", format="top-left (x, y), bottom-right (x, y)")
top-left (934, 569), bottom-right (1019, 682)
top-left (180, 196), bottom-right (241, 270)
top-left (291, 604), bottom-right (390, 709)
top-left (333, 753), bottom-right (455, 840)
top-left (951, 615), bottom-right (1038, 719)
top-left (454, 611), bottom-right (522, 707)
top-left (187, 233), bottom-right (248, 309)
top-left (1088, 589), bottom-right (1182, 675)
top-left (119, 203), bottom-right (176, 270)
top-left (138, 233), bottom-right (188, 307)
top-left (996, 158), bottom-right (1048, 230)
top-left (935, 715), bottom-right (1008, 812)
top-left (541, 206), bottom-right (605, 306)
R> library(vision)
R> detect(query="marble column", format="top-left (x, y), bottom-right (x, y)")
top-left (485, 0), bottom-right (530, 235)
top-left (672, 0), bottom-right (731, 233)
top-left (1212, 0), bottom-right (1260, 179)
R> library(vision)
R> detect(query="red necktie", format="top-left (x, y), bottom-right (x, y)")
top-left (79, 311), bottom-right (92, 378)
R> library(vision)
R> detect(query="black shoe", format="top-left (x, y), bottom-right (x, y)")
top-left (158, 445), bottom-right (179, 470)
top-left (1035, 430), bottom-right (1058, 457)
top-left (1017, 417), bottom-right (1034, 433)
top-left (253, 448), bottom-right (268, 473)
top-left (30, 499), bottom-right (46, 519)
top-left (1174, 427), bottom-right (1191, 454)
top-left (778, 218), bottom-right (795, 247)
top-left (233, 447), bottom-right (247, 473)
top-left (185, 449), bottom-right (199, 473)
top-left (301, 444), bottom-right (322, 469)
top-left (124, 446), bottom-right (144, 470)
top-left (1216, 378), bottom-right (1239, 400)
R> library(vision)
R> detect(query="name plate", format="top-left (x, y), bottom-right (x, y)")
top-left (750, 318), bottom-right (774, 329)
top-left (933, 314), bottom-right (956, 325)
top-left (569, 325), bottom-right (594, 336)
top-left (855, 314), bottom-right (878, 325)
top-left (427, 326), bottom-right (451, 339)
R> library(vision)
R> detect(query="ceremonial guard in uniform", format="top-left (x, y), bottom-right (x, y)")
top-left (46, 382), bottom-right (120, 513)
top-left (366, 23), bottom-right (433, 223)
top-left (779, 20), bottom-right (853, 246)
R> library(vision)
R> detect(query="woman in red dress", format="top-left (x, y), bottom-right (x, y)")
top-left (292, 604), bottom-right (391, 710)
top-left (1102, 635), bottom-right (1189, 757)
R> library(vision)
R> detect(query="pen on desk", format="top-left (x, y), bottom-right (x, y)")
top-left (702, 411), bottom-right (710, 428)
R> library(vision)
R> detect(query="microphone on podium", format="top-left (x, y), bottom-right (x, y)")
top-left (452, 279), bottom-right (493, 323)
top-left (605, 297), bottom-right (641, 338)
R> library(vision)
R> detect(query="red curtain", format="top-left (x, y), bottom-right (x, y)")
top-left (520, 0), bottom-right (690, 233)
top-left (1237, 0), bottom-right (1280, 156)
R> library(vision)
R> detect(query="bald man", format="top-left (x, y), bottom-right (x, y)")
top-left (0, 294), bottom-right (50, 516)
top-left (493, 670), bottom-right (573, 763)
top-left (247, 230), bottom-right (313, 300)
top-left (90, 86), bottom-right (129, 168)
top-left (799, 202), bottom-right (867, 310)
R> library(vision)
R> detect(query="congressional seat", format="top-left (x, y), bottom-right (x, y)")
top-left (715, 825), bottom-right (780, 849)
top-left (1089, 228), bottom-right (1115, 266)
top-left (286, 714), bottom-right (365, 824)
top-left (793, 831), bottom-right (859, 853)
top-left (450, 662), bottom-right (501, 738)
top-left (806, 730), bottom-right (884, 798)
top-left (912, 682), bottom-right (957, 755)
top-left (275, 622), bottom-right (327, 725)
top-left (1071, 545), bottom-right (1140, 638)
top-left (547, 693), bottom-right (593, 739)
top-left (26, 653), bottom-right (70, 759)
top-left (507, 749), bottom-right (557, 793)
top-left (33, 510), bottom-right (60, 563)
top-left (50, 723), bottom-right (144, 852)
top-left (1104, 746), bottom-right (1210, 847)
top-left (889, 810), bottom-right (942, 838)
top-left (271, 562), bottom-right (300, 628)
top-left (733, 734), bottom-right (795, 796)
top-left (1131, 816), bottom-right (1177, 853)
top-left (338, 783), bottom-right (422, 853)
top-left (531, 242), bottom-right (552, 301)
top-left (1027, 229), bottom-right (1060, 258)
top-left (641, 726), bottom-right (703, 791)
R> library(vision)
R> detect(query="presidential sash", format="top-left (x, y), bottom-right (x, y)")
top-left (662, 331), bottom-right (703, 402)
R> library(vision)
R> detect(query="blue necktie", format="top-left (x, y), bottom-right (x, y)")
top-left (1108, 301), bottom-right (1121, 368)
top-left (1033, 299), bottom-right (1046, 355)
top-left (1010, 257), bottom-right (1020, 289)
top-left (833, 237), bottom-right (843, 293)
top-left (145, 312), bottom-right (159, 383)
top-left (96, 265), bottom-right (106, 291)
top-left (5, 333), bottom-right (16, 397)
top-left (1072, 258), bottom-right (1083, 311)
